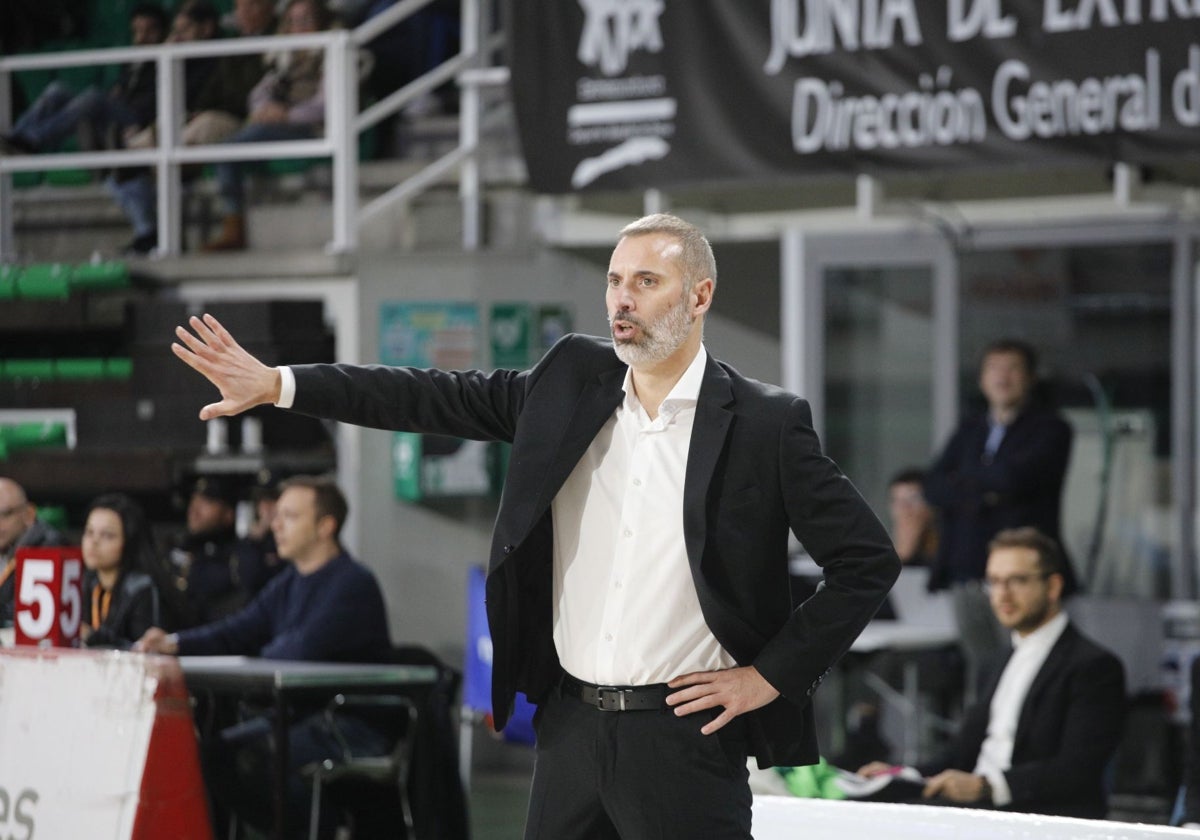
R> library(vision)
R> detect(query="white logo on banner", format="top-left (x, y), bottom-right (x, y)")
top-left (578, 0), bottom-right (664, 76)
top-left (571, 0), bottom-right (674, 187)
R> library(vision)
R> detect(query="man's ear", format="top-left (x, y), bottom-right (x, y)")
top-left (317, 514), bottom-right (337, 541)
top-left (1047, 571), bottom-right (1064, 603)
top-left (692, 277), bottom-right (714, 317)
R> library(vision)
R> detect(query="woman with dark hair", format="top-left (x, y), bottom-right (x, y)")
top-left (79, 493), bottom-right (161, 649)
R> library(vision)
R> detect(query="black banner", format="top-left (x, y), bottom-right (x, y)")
top-left (506, 1), bottom-right (1200, 193)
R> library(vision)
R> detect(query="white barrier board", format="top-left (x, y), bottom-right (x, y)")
top-left (0, 651), bottom-right (158, 840)
top-left (753, 796), bottom-right (1200, 840)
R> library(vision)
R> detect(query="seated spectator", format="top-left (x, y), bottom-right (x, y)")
top-left (887, 467), bottom-right (937, 567)
top-left (182, 0), bottom-right (277, 147)
top-left (232, 470), bottom-right (284, 596)
top-left (112, 0), bottom-right (222, 256)
top-left (135, 475), bottom-right (392, 837)
top-left (856, 527), bottom-right (1126, 819)
top-left (79, 493), bottom-right (161, 649)
top-left (0, 477), bottom-right (65, 627)
top-left (158, 475), bottom-right (244, 629)
top-left (202, 0), bottom-right (332, 251)
top-left (0, 3), bottom-right (166, 157)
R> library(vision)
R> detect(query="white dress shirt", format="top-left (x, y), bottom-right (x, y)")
top-left (551, 346), bottom-right (734, 686)
top-left (277, 354), bottom-right (736, 685)
top-left (973, 610), bottom-right (1069, 805)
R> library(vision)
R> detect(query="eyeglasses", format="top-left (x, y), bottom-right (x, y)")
top-left (983, 572), bottom-right (1051, 594)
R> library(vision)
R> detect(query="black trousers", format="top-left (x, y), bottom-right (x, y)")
top-left (523, 683), bottom-right (753, 840)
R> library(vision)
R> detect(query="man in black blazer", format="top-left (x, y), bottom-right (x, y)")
top-left (859, 527), bottom-right (1125, 819)
top-left (924, 339), bottom-right (1074, 698)
top-left (171, 213), bottom-right (900, 838)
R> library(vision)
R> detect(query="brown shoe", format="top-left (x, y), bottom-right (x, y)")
top-left (202, 214), bottom-right (246, 252)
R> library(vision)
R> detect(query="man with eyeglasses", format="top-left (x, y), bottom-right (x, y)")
top-left (0, 478), bottom-right (64, 627)
top-left (858, 526), bottom-right (1125, 819)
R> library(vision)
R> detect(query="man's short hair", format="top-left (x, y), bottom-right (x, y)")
top-left (981, 338), bottom-right (1038, 377)
top-left (988, 526), bottom-right (1065, 578)
top-left (618, 213), bottom-right (717, 292)
top-left (176, 0), bottom-right (219, 28)
top-left (278, 475), bottom-right (347, 538)
top-left (131, 2), bottom-right (169, 32)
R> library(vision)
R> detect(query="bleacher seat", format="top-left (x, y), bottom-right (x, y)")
top-left (0, 421), bottom-right (68, 460)
top-left (15, 263), bottom-right (72, 299)
top-left (71, 260), bottom-right (129, 290)
top-left (54, 358), bottom-right (107, 379)
top-left (0, 266), bottom-right (18, 299)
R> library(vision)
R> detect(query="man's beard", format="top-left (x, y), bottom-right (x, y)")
top-left (609, 294), bottom-right (693, 367)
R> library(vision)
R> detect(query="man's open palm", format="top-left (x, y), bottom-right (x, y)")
top-left (173, 314), bottom-right (281, 419)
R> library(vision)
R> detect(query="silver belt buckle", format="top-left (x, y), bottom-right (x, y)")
top-left (596, 687), bottom-right (628, 711)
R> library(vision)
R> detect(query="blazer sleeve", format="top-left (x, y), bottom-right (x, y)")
top-left (753, 397), bottom-right (901, 702)
top-left (289, 362), bottom-right (530, 443)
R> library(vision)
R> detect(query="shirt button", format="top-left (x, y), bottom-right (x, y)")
top-left (632, 478), bottom-right (642, 486)
top-left (614, 580), bottom-right (622, 589)
top-left (623, 529), bottom-right (632, 538)
top-left (604, 633), bottom-right (613, 642)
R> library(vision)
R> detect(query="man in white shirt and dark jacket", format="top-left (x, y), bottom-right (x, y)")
top-left (169, 213), bottom-right (900, 840)
top-left (860, 526), bottom-right (1126, 819)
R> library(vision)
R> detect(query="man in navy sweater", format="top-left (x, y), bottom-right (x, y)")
top-left (137, 475), bottom-right (392, 836)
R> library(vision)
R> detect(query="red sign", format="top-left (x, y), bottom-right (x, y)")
top-left (13, 547), bottom-right (83, 647)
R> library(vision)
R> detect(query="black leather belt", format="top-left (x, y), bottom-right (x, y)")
top-left (562, 674), bottom-right (669, 712)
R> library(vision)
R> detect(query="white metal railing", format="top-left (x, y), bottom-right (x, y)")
top-left (0, 0), bottom-right (505, 260)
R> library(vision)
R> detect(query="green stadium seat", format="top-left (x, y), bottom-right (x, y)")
top-left (104, 357), bottom-right (134, 379)
top-left (44, 168), bottom-right (93, 186)
top-left (0, 266), bottom-right (18, 300)
top-left (12, 171), bottom-right (42, 188)
top-left (0, 422), bottom-right (69, 461)
top-left (1, 359), bottom-right (56, 379)
top-left (72, 260), bottom-right (129, 290)
top-left (54, 358), bottom-right (107, 379)
top-left (16, 263), bottom-right (71, 299)
top-left (37, 506), bottom-right (69, 531)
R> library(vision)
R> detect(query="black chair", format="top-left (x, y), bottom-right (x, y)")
top-left (304, 692), bottom-right (420, 840)
top-left (303, 646), bottom-right (470, 840)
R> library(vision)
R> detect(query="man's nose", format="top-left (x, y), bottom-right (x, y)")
top-left (611, 281), bottom-right (636, 307)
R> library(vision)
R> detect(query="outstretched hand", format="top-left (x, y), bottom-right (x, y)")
top-left (173, 314), bottom-right (282, 420)
top-left (666, 665), bottom-right (780, 735)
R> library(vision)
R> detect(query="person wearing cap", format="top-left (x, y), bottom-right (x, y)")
top-left (0, 477), bottom-right (65, 627)
top-left (162, 475), bottom-right (244, 628)
top-left (232, 471), bottom-right (284, 596)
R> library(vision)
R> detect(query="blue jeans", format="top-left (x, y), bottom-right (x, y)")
top-left (106, 171), bottom-right (156, 237)
top-left (215, 121), bottom-right (317, 215)
top-left (12, 81), bottom-right (141, 152)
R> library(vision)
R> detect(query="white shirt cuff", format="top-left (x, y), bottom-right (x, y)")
top-left (275, 366), bottom-right (296, 409)
top-left (987, 771), bottom-right (1013, 807)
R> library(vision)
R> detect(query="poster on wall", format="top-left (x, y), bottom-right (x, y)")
top-left (489, 303), bottom-right (575, 368)
top-left (380, 302), bottom-right (494, 502)
top-left (506, 1), bottom-right (1200, 192)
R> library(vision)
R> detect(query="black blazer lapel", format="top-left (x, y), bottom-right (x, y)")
top-left (1015, 625), bottom-right (1075, 747)
top-left (682, 357), bottom-right (734, 567)
top-left (530, 366), bottom-right (626, 519)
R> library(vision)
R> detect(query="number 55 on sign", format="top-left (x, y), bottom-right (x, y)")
top-left (14, 547), bottom-right (83, 648)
